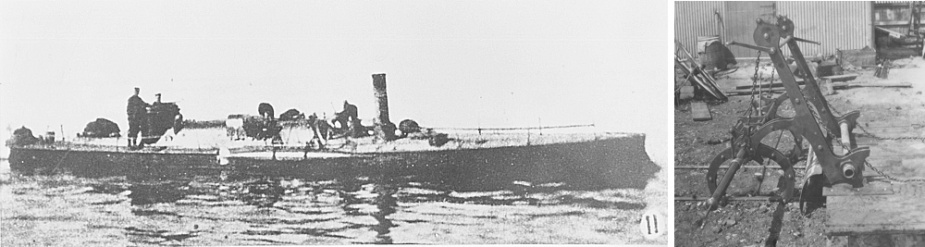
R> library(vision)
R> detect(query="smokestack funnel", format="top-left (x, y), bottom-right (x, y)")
top-left (372, 73), bottom-right (396, 141)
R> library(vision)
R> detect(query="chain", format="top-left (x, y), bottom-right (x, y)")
top-left (864, 159), bottom-right (925, 183)
top-left (730, 51), bottom-right (767, 151)
top-left (857, 125), bottom-right (925, 141)
top-left (827, 103), bottom-right (925, 142)
top-left (747, 51), bottom-right (763, 118)
top-left (825, 101), bottom-right (925, 183)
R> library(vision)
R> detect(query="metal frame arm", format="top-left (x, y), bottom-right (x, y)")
top-left (726, 41), bottom-right (774, 54)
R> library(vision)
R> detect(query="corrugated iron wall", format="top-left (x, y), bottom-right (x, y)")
top-left (724, 2), bottom-right (777, 57)
top-left (777, 1), bottom-right (873, 57)
top-left (675, 1), bottom-right (873, 59)
top-left (674, 1), bottom-right (725, 56)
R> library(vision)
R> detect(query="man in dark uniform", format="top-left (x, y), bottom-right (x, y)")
top-left (127, 87), bottom-right (149, 148)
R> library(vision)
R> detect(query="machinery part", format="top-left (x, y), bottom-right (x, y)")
top-left (141, 102), bottom-right (183, 145)
top-left (398, 119), bottom-right (421, 137)
top-left (726, 15), bottom-right (870, 188)
top-left (705, 143), bottom-right (796, 210)
top-left (841, 162), bottom-right (857, 179)
top-left (428, 133), bottom-right (449, 147)
top-left (258, 102), bottom-right (275, 120)
top-left (11, 126), bottom-right (39, 146)
top-left (799, 174), bottom-right (826, 215)
top-left (81, 118), bottom-right (121, 138)
top-left (799, 148), bottom-right (825, 215)
top-left (674, 53), bottom-right (728, 101)
top-left (750, 96), bottom-right (805, 163)
top-left (704, 16), bottom-right (870, 212)
top-left (874, 60), bottom-right (891, 79)
top-left (752, 20), bottom-right (782, 48)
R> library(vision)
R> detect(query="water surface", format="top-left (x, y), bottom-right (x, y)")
top-left (1, 159), bottom-right (657, 245)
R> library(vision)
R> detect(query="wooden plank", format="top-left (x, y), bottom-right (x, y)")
top-left (833, 81), bottom-right (912, 89)
top-left (691, 101), bottom-right (712, 121)
top-left (724, 88), bottom-right (787, 95)
top-left (734, 78), bottom-right (805, 90)
top-left (846, 234), bottom-right (925, 247)
top-left (822, 74), bottom-right (859, 82)
top-left (822, 183), bottom-right (894, 196)
top-left (728, 81), bottom-right (912, 95)
top-left (826, 182), bottom-right (925, 236)
top-left (732, 74), bottom-right (867, 90)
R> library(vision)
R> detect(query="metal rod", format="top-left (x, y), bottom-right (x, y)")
top-left (840, 122), bottom-right (851, 150)
top-left (726, 41), bottom-right (773, 53)
top-left (707, 148), bottom-right (747, 209)
top-left (793, 37), bottom-right (820, 45)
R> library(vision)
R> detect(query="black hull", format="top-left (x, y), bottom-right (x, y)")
top-left (229, 135), bottom-right (659, 191)
top-left (8, 147), bottom-right (218, 179)
top-left (8, 135), bottom-right (658, 190)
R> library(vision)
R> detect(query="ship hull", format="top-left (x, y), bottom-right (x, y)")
top-left (228, 135), bottom-right (658, 191)
top-left (8, 147), bottom-right (218, 179)
top-left (8, 135), bottom-right (658, 190)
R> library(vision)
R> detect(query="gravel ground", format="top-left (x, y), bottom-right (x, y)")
top-left (675, 57), bottom-right (925, 247)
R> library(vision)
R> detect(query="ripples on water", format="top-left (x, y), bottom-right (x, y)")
top-left (0, 160), bottom-right (653, 245)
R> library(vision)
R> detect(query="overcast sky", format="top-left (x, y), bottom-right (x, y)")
top-left (0, 0), bottom-right (670, 164)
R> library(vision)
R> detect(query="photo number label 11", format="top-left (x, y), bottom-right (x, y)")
top-left (639, 210), bottom-right (666, 239)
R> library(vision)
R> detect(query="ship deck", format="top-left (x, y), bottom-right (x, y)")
top-left (16, 129), bottom-right (636, 159)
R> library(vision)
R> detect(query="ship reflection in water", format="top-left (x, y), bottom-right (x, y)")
top-left (0, 159), bottom-right (656, 245)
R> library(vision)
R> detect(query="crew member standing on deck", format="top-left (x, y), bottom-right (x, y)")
top-left (126, 87), bottom-right (149, 149)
